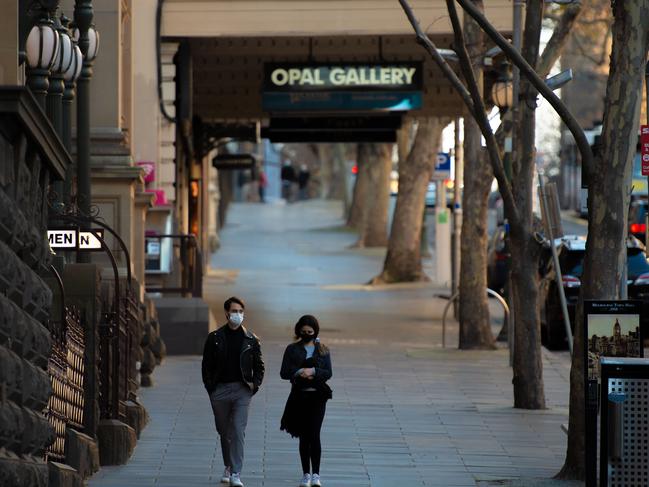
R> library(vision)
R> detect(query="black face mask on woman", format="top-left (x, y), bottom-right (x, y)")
top-left (300, 332), bottom-right (316, 343)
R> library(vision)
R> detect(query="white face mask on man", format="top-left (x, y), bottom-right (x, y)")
top-left (229, 312), bottom-right (244, 327)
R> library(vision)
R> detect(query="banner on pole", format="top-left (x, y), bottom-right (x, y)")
top-left (641, 125), bottom-right (649, 176)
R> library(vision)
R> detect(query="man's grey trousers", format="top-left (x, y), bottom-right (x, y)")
top-left (209, 382), bottom-right (253, 473)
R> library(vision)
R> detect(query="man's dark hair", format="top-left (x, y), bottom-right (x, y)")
top-left (224, 296), bottom-right (245, 312)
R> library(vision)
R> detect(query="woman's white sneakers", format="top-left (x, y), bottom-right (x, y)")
top-left (311, 473), bottom-right (321, 486)
top-left (299, 473), bottom-right (312, 487)
top-left (230, 473), bottom-right (244, 487)
top-left (221, 467), bottom-right (231, 484)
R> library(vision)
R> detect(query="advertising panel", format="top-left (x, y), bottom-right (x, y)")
top-left (583, 300), bottom-right (643, 486)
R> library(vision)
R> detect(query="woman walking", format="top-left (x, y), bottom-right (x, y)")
top-left (280, 315), bottom-right (332, 487)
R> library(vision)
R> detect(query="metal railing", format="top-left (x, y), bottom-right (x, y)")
top-left (145, 234), bottom-right (203, 297)
top-left (441, 288), bottom-right (513, 365)
top-left (44, 265), bottom-right (86, 462)
top-left (45, 306), bottom-right (85, 462)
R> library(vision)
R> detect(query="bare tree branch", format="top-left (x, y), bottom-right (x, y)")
top-left (454, 0), bottom-right (593, 186)
top-left (397, 0), bottom-right (475, 116)
top-left (444, 0), bottom-right (519, 226)
top-left (537, 1), bottom-right (583, 79)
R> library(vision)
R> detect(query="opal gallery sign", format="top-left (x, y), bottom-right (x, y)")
top-left (262, 62), bottom-right (423, 112)
top-left (265, 63), bottom-right (422, 91)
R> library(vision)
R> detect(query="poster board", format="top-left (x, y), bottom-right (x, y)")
top-left (583, 300), bottom-right (643, 486)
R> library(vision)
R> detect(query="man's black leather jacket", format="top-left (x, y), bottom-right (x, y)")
top-left (201, 325), bottom-right (265, 394)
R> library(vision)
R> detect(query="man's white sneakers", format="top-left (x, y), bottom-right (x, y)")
top-left (299, 473), bottom-right (311, 487)
top-left (221, 467), bottom-right (231, 484)
top-left (311, 473), bottom-right (321, 486)
top-left (230, 473), bottom-right (244, 487)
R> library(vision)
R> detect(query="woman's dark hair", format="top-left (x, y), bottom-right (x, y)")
top-left (294, 315), bottom-right (328, 355)
top-left (224, 296), bottom-right (245, 312)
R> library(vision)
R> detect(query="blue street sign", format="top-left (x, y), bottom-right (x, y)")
top-left (432, 152), bottom-right (451, 180)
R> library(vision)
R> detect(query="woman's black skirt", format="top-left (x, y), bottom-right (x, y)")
top-left (280, 388), bottom-right (329, 438)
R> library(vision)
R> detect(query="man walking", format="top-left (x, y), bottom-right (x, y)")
top-left (202, 297), bottom-right (265, 486)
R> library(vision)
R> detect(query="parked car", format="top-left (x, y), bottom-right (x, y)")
top-left (425, 181), bottom-right (456, 208)
top-left (486, 225), bottom-right (508, 295)
top-left (539, 235), bottom-right (649, 350)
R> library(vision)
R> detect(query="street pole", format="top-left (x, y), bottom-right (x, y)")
top-left (539, 172), bottom-right (574, 354)
top-left (74, 0), bottom-right (94, 263)
top-left (49, 14), bottom-right (67, 211)
top-left (503, 0), bottom-right (524, 366)
top-left (452, 118), bottom-right (463, 318)
top-left (62, 77), bottom-right (75, 204)
top-left (645, 60), bottom-right (649, 246)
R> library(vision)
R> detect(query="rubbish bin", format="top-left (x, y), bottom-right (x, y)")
top-left (599, 357), bottom-right (649, 486)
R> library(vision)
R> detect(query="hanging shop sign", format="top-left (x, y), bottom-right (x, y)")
top-left (212, 154), bottom-right (256, 170)
top-left (262, 62), bottom-right (423, 112)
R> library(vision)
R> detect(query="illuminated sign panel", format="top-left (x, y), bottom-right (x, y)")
top-left (262, 62), bottom-right (423, 112)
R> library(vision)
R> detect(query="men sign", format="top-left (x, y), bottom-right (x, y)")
top-left (48, 228), bottom-right (105, 251)
top-left (48, 229), bottom-right (77, 249)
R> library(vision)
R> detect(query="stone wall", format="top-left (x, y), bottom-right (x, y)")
top-left (0, 95), bottom-right (58, 487)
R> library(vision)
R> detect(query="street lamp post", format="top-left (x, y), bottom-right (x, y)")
top-left (63, 21), bottom-right (83, 204)
top-left (50, 14), bottom-right (75, 209)
top-left (74, 0), bottom-right (98, 262)
top-left (47, 15), bottom-right (73, 137)
top-left (26, 16), bottom-right (60, 110)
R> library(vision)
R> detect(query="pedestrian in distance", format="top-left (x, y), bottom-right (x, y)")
top-left (297, 164), bottom-right (311, 200)
top-left (280, 315), bottom-right (333, 487)
top-left (202, 297), bottom-right (265, 487)
top-left (281, 160), bottom-right (296, 202)
top-left (258, 169), bottom-right (268, 203)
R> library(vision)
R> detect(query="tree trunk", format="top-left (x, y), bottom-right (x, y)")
top-left (558, 1), bottom-right (649, 479)
top-left (458, 0), bottom-right (496, 350)
top-left (374, 118), bottom-right (446, 283)
top-left (347, 145), bottom-right (368, 228)
top-left (508, 0), bottom-right (546, 409)
top-left (509, 230), bottom-right (545, 408)
top-left (317, 144), bottom-right (333, 199)
top-left (356, 143), bottom-right (392, 247)
top-left (332, 144), bottom-right (352, 215)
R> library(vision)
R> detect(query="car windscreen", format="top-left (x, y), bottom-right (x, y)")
top-left (627, 248), bottom-right (649, 279)
top-left (558, 249), bottom-right (585, 277)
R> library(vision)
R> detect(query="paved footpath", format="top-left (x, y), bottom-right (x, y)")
top-left (89, 200), bottom-right (582, 487)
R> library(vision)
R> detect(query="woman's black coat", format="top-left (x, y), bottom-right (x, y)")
top-left (280, 342), bottom-right (332, 391)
